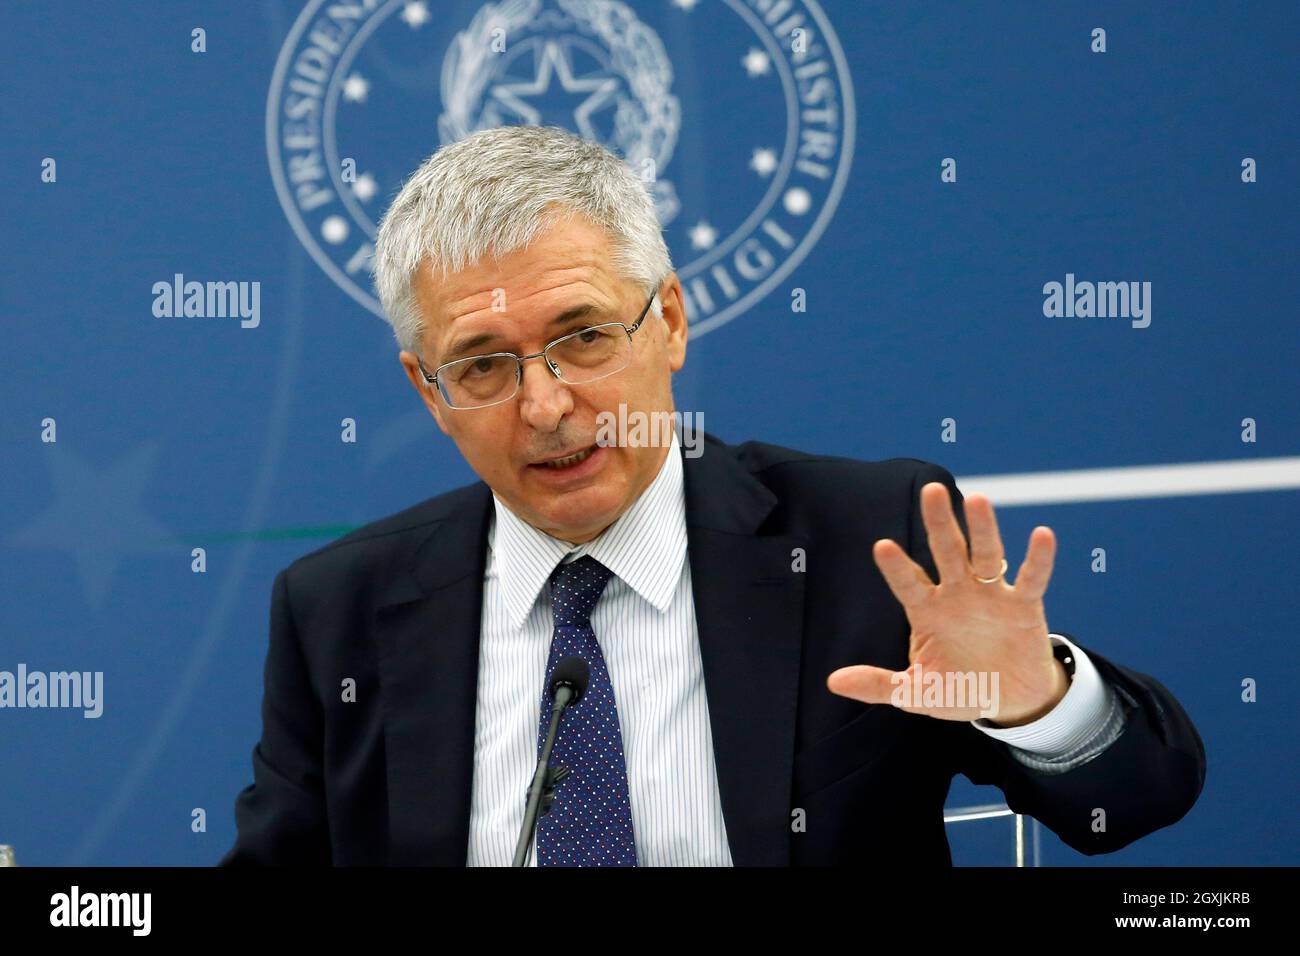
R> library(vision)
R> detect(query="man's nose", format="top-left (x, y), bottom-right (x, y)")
top-left (517, 357), bottom-right (574, 431)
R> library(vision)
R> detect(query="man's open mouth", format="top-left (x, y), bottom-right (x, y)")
top-left (531, 444), bottom-right (598, 469)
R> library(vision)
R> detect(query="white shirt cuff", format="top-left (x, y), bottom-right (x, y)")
top-left (969, 633), bottom-right (1114, 756)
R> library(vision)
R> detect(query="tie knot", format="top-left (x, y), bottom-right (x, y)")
top-left (548, 555), bottom-right (614, 628)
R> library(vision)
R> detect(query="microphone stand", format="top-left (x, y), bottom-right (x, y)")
top-left (512, 684), bottom-right (576, 867)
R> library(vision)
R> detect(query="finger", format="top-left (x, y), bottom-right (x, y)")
top-left (1012, 526), bottom-right (1056, 600)
top-left (964, 494), bottom-right (1007, 580)
top-left (873, 538), bottom-right (935, 609)
top-left (920, 482), bottom-right (971, 584)
top-left (826, 664), bottom-right (902, 705)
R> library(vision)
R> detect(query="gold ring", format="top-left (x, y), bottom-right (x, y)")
top-left (973, 557), bottom-right (1007, 584)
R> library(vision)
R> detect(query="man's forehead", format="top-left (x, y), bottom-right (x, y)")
top-left (414, 214), bottom-right (618, 315)
top-left (433, 266), bottom-right (606, 309)
top-left (414, 260), bottom-right (624, 343)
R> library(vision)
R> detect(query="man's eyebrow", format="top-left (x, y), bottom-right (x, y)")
top-left (440, 303), bottom-right (608, 362)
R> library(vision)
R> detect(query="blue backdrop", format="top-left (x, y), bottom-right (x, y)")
top-left (1, 0), bottom-right (1296, 866)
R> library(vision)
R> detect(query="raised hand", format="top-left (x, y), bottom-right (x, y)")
top-left (826, 482), bottom-right (1068, 726)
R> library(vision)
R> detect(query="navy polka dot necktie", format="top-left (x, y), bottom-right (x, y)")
top-left (536, 555), bottom-right (639, 866)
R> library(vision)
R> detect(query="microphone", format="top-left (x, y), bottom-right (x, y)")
top-left (550, 656), bottom-right (590, 707)
top-left (512, 656), bottom-right (589, 866)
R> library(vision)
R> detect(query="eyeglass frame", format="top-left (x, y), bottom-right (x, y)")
top-left (416, 288), bottom-right (660, 410)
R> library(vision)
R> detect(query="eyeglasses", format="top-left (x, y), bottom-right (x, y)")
top-left (417, 289), bottom-right (659, 410)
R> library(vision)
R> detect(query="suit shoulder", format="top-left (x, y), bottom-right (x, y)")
top-left (280, 480), bottom-right (486, 587)
top-left (724, 435), bottom-right (952, 489)
top-left (708, 434), bottom-right (957, 530)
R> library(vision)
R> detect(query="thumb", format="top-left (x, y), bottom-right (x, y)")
top-left (826, 664), bottom-right (904, 705)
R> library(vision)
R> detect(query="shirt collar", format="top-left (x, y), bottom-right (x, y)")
top-left (489, 428), bottom-right (687, 630)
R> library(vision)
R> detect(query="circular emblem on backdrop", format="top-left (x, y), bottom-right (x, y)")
top-left (267, 0), bottom-right (854, 338)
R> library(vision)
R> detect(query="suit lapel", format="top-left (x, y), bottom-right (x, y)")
top-left (373, 484), bottom-right (492, 865)
top-left (683, 439), bottom-right (806, 866)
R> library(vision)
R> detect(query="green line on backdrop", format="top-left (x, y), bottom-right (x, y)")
top-left (162, 525), bottom-right (360, 544)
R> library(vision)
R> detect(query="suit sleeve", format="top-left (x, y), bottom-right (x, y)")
top-left (907, 462), bottom-right (1207, 854)
top-left (219, 567), bottom-right (332, 865)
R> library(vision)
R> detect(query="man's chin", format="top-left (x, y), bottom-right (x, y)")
top-left (524, 489), bottom-right (623, 542)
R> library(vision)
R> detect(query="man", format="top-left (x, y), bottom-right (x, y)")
top-left (222, 125), bottom-right (1204, 866)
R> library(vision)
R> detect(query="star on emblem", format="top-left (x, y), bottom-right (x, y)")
top-left (342, 73), bottom-right (370, 103)
top-left (689, 220), bottom-right (718, 250)
top-left (742, 48), bottom-right (771, 77)
top-left (750, 148), bottom-right (778, 176)
top-left (400, 1), bottom-right (430, 29)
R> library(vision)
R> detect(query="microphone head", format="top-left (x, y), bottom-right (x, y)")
top-left (550, 656), bottom-right (590, 705)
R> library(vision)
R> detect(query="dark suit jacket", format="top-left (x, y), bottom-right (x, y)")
top-left (221, 431), bottom-right (1205, 865)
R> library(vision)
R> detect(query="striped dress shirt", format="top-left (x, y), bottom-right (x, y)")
top-left (465, 430), bottom-right (1125, 865)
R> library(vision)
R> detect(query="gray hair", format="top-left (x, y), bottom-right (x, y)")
top-left (373, 125), bottom-right (672, 356)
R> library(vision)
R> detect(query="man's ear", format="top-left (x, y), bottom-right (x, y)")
top-left (659, 273), bottom-right (688, 372)
top-left (399, 350), bottom-right (450, 435)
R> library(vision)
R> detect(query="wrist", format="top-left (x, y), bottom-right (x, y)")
top-left (986, 658), bottom-right (1070, 728)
